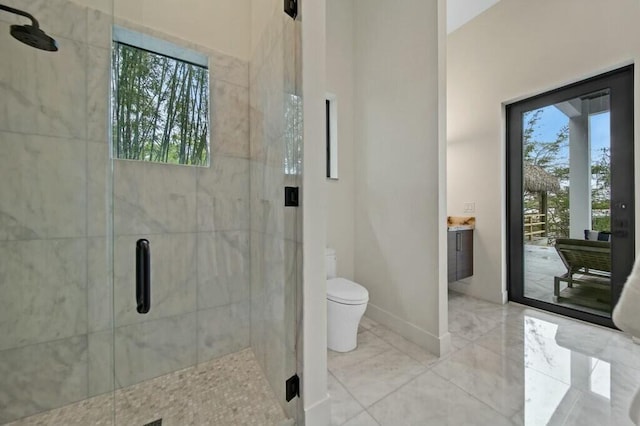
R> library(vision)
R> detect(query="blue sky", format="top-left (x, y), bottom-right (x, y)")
top-left (525, 105), bottom-right (610, 164)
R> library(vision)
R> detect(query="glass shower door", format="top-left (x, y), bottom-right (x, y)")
top-left (109, 32), bottom-right (251, 424)
top-left (110, 2), bottom-right (301, 423)
top-left (111, 158), bottom-right (202, 424)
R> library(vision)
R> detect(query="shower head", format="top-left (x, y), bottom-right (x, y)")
top-left (0, 4), bottom-right (58, 52)
top-left (10, 24), bottom-right (58, 51)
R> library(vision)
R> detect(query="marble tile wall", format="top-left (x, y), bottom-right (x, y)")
top-left (249, 1), bottom-right (302, 420)
top-left (0, 0), bottom-right (254, 422)
top-left (0, 0), bottom-right (110, 422)
top-left (107, 7), bottom-right (254, 398)
top-left (0, 336), bottom-right (89, 424)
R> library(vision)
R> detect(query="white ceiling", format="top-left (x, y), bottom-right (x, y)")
top-left (447, 0), bottom-right (501, 34)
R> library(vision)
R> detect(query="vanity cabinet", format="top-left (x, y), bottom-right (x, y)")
top-left (448, 229), bottom-right (473, 282)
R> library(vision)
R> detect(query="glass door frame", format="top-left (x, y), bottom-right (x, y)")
top-left (506, 65), bottom-right (635, 328)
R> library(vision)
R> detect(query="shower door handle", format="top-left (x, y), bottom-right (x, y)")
top-left (136, 239), bottom-right (151, 314)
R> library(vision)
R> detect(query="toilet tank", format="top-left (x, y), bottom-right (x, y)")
top-left (326, 248), bottom-right (337, 279)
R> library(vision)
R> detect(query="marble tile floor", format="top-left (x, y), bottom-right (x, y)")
top-left (328, 291), bottom-right (640, 426)
top-left (6, 348), bottom-right (289, 426)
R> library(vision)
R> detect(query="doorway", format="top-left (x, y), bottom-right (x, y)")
top-left (507, 66), bottom-right (634, 327)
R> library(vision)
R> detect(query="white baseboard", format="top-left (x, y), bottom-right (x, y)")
top-left (303, 393), bottom-right (330, 426)
top-left (365, 303), bottom-right (448, 356)
top-left (448, 282), bottom-right (508, 305)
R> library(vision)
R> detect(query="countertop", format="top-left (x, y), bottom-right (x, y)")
top-left (447, 216), bottom-right (475, 231)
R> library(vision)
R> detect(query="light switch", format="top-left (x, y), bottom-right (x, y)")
top-left (463, 202), bottom-right (475, 213)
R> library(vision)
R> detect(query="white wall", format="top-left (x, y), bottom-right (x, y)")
top-left (447, 0), bottom-right (499, 33)
top-left (353, 0), bottom-right (449, 355)
top-left (250, 0), bottom-right (277, 56)
top-left (71, 0), bottom-right (251, 60)
top-left (114, 0), bottom-right (251, 60)
top-left (447, 0), bottom-right (640, 303)
top-left (326, 0), bottom-right (356, 280)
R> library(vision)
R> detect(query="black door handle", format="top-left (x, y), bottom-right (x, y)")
top-left (136, 239), bottom-right (151, 314)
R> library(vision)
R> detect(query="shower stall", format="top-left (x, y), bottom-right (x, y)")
top-left (0, 0), bottom-right (302, 424)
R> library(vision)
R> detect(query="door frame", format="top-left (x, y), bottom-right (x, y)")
top-left (506, 65), bottom-right (635, 328)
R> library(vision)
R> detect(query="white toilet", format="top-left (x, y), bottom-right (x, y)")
top-left (326, 248), bottom-right (369, 352)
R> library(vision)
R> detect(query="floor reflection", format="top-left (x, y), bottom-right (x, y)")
top-left (524, 316), bottom-right (571, 425)
top-left (523, 315), bottom-right (620, 424)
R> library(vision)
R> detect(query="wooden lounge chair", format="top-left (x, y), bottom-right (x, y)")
top-left (553, 238), bottom-right (611, 301)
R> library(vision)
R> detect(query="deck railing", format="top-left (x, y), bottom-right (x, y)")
top-left (524, 213), bottom-right (546, 240)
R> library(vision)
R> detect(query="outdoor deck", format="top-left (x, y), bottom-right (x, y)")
top-left (524, 244), bottom-right (611, 316)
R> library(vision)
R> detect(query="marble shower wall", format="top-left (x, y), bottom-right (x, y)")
top-left (0, 0), bottom-right (251, 423)
top-left (249, 2), bottom-right (302, 419)
top-left (107, 19), bottom-right (252, 396)
top-left (0, 0), bottom-right (111, 422)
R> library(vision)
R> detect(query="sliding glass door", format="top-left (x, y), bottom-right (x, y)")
top-left (507, 66), bottom-right (634, 326)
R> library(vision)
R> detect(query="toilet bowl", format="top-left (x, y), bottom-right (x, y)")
top-left (326, 248), bottom-right (369, 352)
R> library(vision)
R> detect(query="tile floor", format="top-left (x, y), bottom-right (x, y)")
top-left (328, 291), bottom-right (640, 426)
top-left (6, 349), bottom-right (289, 426)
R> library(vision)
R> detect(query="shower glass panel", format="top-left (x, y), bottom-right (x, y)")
top-left (0, 0), bottom-right (300, 424)
top-left (0, 0), bottom-right (115, 424)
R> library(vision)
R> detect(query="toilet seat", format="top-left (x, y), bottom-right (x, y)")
top-left (327, 278), bottom-right (369, 305)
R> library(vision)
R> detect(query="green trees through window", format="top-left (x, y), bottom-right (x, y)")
top-left (523, 109), bottom-right (570, 239)
top-left (112, 42), bottom-right (209, 166)
top-left (523, 106), bottom-right (612, 240)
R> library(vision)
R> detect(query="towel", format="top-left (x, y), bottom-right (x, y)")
top-left (613, 255), bottom-right (640, 425)
top-left (613, 255), bottom-right (640, 338)
top-left (631, 390), bottom-right (640, 426)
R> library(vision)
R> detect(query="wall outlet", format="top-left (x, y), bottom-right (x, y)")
top-left (463, 202), bottom-right (475, 213)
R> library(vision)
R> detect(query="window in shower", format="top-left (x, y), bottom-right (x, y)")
top-left (111, 27), bottom-right (210, 166)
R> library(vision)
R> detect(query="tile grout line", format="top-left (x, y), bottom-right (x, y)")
top-left (84, 39), bottom-right (91, 399)
top-left (329, 349), bottom-right (417, 425)
top-left (435, 309), bottom-right (521, 418)
top-left (361, 409), bottom-right (383, 426)
top-left (559, 388), bottom-right (582, 426)
top-left (328, 330), bottom-right (395, 370)
top-left (0, 302), bottom-right (248, 356)
top-left (355, 364), bottom-right (433, 415)
top-left (365, 324), bottom-right (441, 368)
top-left (328, 346), bottom-right (395, 378)
top-left (344, 318), bottom-right (490, 418)
top-left (429, 366), bottom-right (515, 423)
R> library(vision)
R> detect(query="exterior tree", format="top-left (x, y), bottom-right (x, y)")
top-left (523, 109), bottom-right (569, 240)
top-left (591, 147), bottom-right (611, 231)
top-left (112, 43), bottom-right (209, 166)
top-left (523, 108), bottom-right (612, 241)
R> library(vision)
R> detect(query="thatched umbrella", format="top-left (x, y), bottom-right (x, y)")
top-left (524, 163), bottom-right (560, 240)
top-left (524, 163), bottom-right (560, 193)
